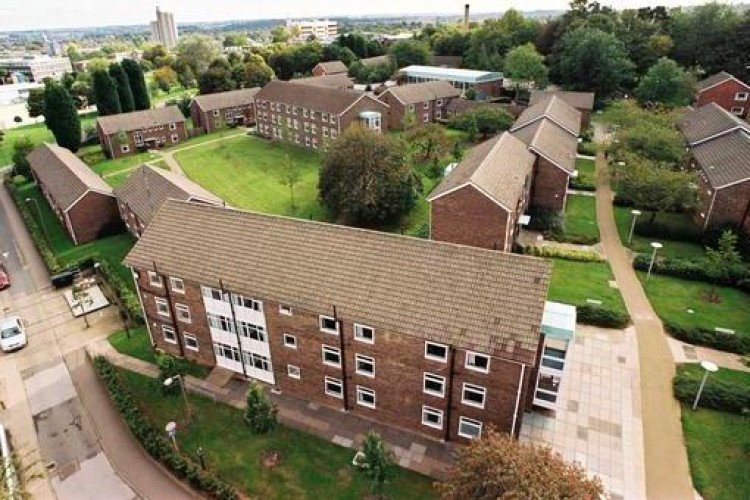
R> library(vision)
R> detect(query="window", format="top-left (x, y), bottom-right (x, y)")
top-left (279, 304), bottom-right (292, 316)
top-left (356, 386), bottom-right (376, 408)
top-left (243, 352), bottom-right (271, 371)
top-left (155, 297), bottom-right (170, 317)
top-left (462, 383), bottom-right (487, 409)
top-left (162, 325), bottom-right (177, 344)
top-left (423, 373), bottom-right (446, 397)
top-left (304, 122), bottom-right (310, 132)
top-left (421, 406), bottom-right (443, 429)
top-left (232, 294), bottom-right (262, 312)
top-left (169, 122), bottom-right (177, 130)
top-left (354, 324), bottom-right (374, 344)
top-left (207, 313), bottom-right (234, 333)
top-left (436, 99), bottom-right (443, 106)
top-left (465, 351), bottom-right (490, 373)
top-left (319, 315), bottom-right (339, 334)
top-left (303, 108), bottom-right (309, 118)
top-left (175, 304), bottom-right (191, 323)
top-left (214, 342), bottom-right (241, 362)
top-left (730, 106), bottom-right (745, 115)
top-left (322, 112), bottom-right (329, 122)
top-left (171, 133), bottom-right (179, 143)
top-left (202, 286), bottom-right (224, 301)
top-left (422, 113), bottom-right (429, 123)
top-left (169, 277), bottom-right (184, 293)
top-left (325, 377), bottom-right (343, 398)
top-left (355, 354), bottom-right (375, 377)
top-left (322, 345), bottom-right (342, 367)
top-left (436, 110), bottom-right (442, 119)
top-left (329, 115), bottom-right (336, 125)
top-left (425, 341), bottom-right (448, 362)
top-left (288, 364), bottom-right (301, 379)
top-left (312, 139), bottom-right (318, 149)
top-left (323, 128), bottom-right (329, 138)
top-left (148, 271), bottom-right (162, 287)
top-left (305, 137), bottom-right (311, 147)
top-left (735, 92), bottom-right (748, 101)
top-left (458, 417), bottom-right (483, 439)
top-left (293, 119), bottom-right (299, 130)
top-left (423, 101), bottom-right (429, 109)
top-left (283, 334), bottom-right (297, 348)
top-left (293, 106), bottom-right (298, 115)
top-left (408, 104), bottom-right (415, 111)
top-left (184, 333), bottom-right (199, 351)
top-left (237, 321), bottom-right (266, 342)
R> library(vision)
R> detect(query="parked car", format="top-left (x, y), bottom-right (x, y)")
top-left (0, 265), bottom-right (9, 291)
top-left (0, 317), bottom-right (26, 352)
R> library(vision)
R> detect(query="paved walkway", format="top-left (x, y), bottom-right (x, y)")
top-left (594, 152), bottom-right (694, 499)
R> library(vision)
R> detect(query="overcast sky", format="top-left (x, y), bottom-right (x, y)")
top-left (0, 0), bottom-right (726, 32)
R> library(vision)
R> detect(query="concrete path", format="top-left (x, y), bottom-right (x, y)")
top-left (594, 152), bottom-right (694, 499)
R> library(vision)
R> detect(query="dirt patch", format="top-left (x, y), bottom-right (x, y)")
top-left (260, 449), bottom-right (282, 469)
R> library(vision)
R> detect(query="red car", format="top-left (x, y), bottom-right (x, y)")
top-left (0, 265), bottom-right (9, 291)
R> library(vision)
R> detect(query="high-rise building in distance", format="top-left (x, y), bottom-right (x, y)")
top-left (150, 7), bottom-right (178, 49)
top-left (285, 19), bottom-right (337, 43)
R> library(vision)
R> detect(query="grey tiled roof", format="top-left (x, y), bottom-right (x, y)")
top-left (314, 61), bottom-right (348, 74)
top-left (428, 132), bottom-right (535, 210)
top-left (125, 200), bottom-right (551, 364)
top-left (191, 88), bottom-right (260, 112)
top-left (529, 90), bottom-right (595, 110)
top-left (97, 106), bottom-right (185, 135)
top-left (113, 164), bottom-right (222, 226)
top-left (511, 118), bottom-right (578, 174)
top-left (27, 143), bottom-right (113, 210)
top-left (255, 80), bottom-right (382, 115)
top-left (511, 95), bottom-right (581, 136)
top-left (379, 81), bottom-right (460, 105)
top-left (293, 73), bottom-right (355, 89)
top-left (692, 130), bottom-right (750, 188)
top-left (696, 71), bottom-right (749, 92)
top-left (678, 102), bottom-right (750, 145)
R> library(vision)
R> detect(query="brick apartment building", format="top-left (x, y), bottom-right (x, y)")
top-left (190, 88), bottom-right (260, 134)
top-left (113, 164), bottom-right (222, 237)
top-left (428, 132), bottom-right (534, 252)
top-left (125, 200), bottom-right (553, 442)
top-left (27, 143), bottom-right (119, 245)
top-left (293, 73), bottom-right (355, 90)
top-left (96, 106), bottom-right (188, 159)
top-left (254, 80), bottom-right (389, 149)
top-left (695, 71), bottom-right (750, 119)
top-left (377, 81), bottom-right (461, 129)
top-left (529, 90), bottom-right (595, 129)
top-left (311, 60), bottom-right (348, 76)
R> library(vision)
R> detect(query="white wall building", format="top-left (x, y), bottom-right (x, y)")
top-left (286, 19), bottom-right (337, 43)
top-left (0, 56), bottom-right (72, 83)
top-left (150, 7), bottom-right (178, 49)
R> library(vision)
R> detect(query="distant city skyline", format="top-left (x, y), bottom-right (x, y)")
top-left (0, 0), bottom-right (727, 32)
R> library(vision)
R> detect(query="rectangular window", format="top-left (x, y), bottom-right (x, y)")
top-left (175, 304), bottom-right (191, 323)
top-left (462, 383), bottom-right (487, 409)
top-left (322, 112), bottom-right (329, 122)
top-left (162, 325), bottom-right (177, 344)
top-left (148, 271), bottom-right (162, 287)
top-left (354, 324), bottom-right (374, 344)
top-left (355, 354), bottom-right (375, 377)
top-left (305, 137), bottom-right (311, 147)
top-left (423, 101), bottom-right (429, 109)
top-left (425, 341), bottom-right (448, 362)
top-left (214, 342), bottom-right (241, 362)
top-left (730, 106), bottom-right (745, 115)
top-left (283, 334), bottom-right (297, 348)
top-left (171, 133), bottom-right (179, 143)
top-left (423, 373), bottom-right (446, 397)
top-left (303, 108), bottom-right (309, 118)
top-left (279, 304), bottom-right (292, 316)
top-left (207, 313), bottom-right (234, 333)
top-left (324, 376), bottom-right (343, 398)
top-left (312, 139), bottom-right (318, 149)
top-left (184, 333), bottom-right (199, 351)
top-left (201, 286), bottom-right (224, 301)
top-left (330, 115), bottom-right (336, 125)
top-left (735, 92), bottom-right (748, 101)
top-left (323, 128), bottom-right (329, 138)
top-left (169, 277), bottom-right (185, 293)
top-left (322, 345), bottom-right (341, 367)
top-left (304, 122), bottom-right (310, 132)
top-left (155, 297), bottom-right (169, 317)
top-left (465, 351), bottom-right (490, 373)
top-left (288, 364), bottom-right (301, 379)
top-left (237, 321), bottom-right (266, 342)
top-left (243, 352), bottom-right (271, 371)
top-left (232, 294), bottom-right (262, 312)
top-left (293, 107), bottom-right (298, 115)
top-left (421, 406), bottom-right (443, 429)
top-left (422, 113), bottom-right (429, 123)
top-left (331, 129), bottom-right (337, 139)
top-left (436, 99), bottom-right (443, 106)
top-left (169, 122), bottom-right (177, 130)
top-left (458, 417), bottom-right (483, 439)
top-left (356, 386), bottom-right (376, 408)
top-left (121, 145), bottom-right (130, 153)
top-left (319, 315), bottom-right (339, 334)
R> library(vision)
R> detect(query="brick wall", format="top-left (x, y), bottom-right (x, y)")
top-left (191, 103), bottom-right (256, 134)
top-left (378, 93), bottom-right (451, 130)
top-left (697, 80), bottom-right (750, 119)
top-left (66, 192), bottom-right (119, 245)
top-left (705, 180), bottom-right (750, 233)
top-left (531, 158), bottom-right (570, 211)
top-left (102, 121), bottom-right (188, 159)
top-left (117, 201), bottom-right (144, 238)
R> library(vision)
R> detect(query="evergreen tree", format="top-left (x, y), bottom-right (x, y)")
top-left (92, 70), bottom-right (121, 116)
top-left (43, 82), bottom-right (81, 152)
top-left (122, 58), bottom-right (151, 110)
top-left (109, 63), bottom-right (135, 112)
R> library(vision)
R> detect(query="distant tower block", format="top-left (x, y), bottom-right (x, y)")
top-left (464, 4), bottom-right (470, 30)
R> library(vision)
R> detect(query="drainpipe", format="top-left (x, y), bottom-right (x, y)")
top-left (334, 305), bottom-right (349, 412)
top-left (219, 278), bottom-right (249, 378)
top-left (443, 345), bottom-right (456, 442)
top-left (153, 261), bottom-right (184, 357)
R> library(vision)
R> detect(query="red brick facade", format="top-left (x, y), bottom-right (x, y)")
top-left (189, 101), bottom-right (255, 134)
top-left (98, 120), bottom-right (188, 159)
top-left (531, 158), bottom-right (570, 211)
top-left (695, 173), bottom-right (750, 233)
top-left (696, 79), bottom-right (750, 119)
top-left (377, 93), bottom-right (452, 130)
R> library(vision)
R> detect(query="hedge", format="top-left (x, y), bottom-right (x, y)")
top-left (576, 304), bottom-right (630, 329)
top-left (6, 182), bottom-right (63, 272)
top-left (569, 177), bottom-right (596, 192)
top-left (633, 254), bottom-right (750, 293)
top-left (673, 364), bottom-right (750, 413)
top-left (93, 356), bottom-right (237, 499)
top-left (95, 259), bottom-right (143, 323)
top-left (628, 217), bottom-right (701, 243)
top-left (577, 141), bottom-right (597, 156)
top-left (665, 322), bottom-right (750, 355)
top-left (522, 245), bottom-right (603, 262)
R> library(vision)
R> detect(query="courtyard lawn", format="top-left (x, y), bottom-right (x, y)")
top-left (564, 194), bottom-right (599, 242)
top-left (0, 113), bottom-right (97, 166)
top-left (613, 206), bottom-right (705, 260)
top-left (682, 406), bottom-right (750, 500)
top-left (84, 150), bottom-right (162, 178)
top-left (548, 258), bottom-right (627, 315)
top-left (572, 157), bottom-right (596, 190)
top-left (638, 272), bottom-right (750, 334)
top-left (119, 369), bottom-right (436, 499)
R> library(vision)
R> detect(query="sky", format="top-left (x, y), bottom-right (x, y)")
top-left (0, 0), bottom-right (727, 32)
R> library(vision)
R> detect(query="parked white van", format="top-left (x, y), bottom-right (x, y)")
top-left (0, 317), bottom-right (26, 352)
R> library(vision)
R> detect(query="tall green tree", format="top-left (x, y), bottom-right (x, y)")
top-left (122, 59), bottom-right (151, 110)
top-left (634, 58), bottom-right (694, 108)
top-left (26, 87), bottom-right (46, 117)
top-left (279, 154), bottom-right (302, 210)
top-left (43, 82), bottom-right (81, 152)
top-left (109, 62), bottom-right (135, 112)
top-left (704, 230), bottom-right (743, 302)
top-left (668, 3), bottom-right (741, 74)
top-left (91, 70), bottom-right (121, 116)
top-left (198, 58), bottom-right (236, 94)
top-left (12, 137), bottom-right (34, 178)
top-left (177, 34), bottom-right (221, 76)
top-left (360, 431), bottom-right (395, 497)
top-left (244, 381), bottom-right (278, 434)
top-left (390, 40), bottom-right (432, 68)
top-left (503, 43), bottom-right (549, 90)
top-left (242, 54), bottom-right (274, 88)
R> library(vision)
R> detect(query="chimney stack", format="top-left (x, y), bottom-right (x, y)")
top-left (464, 4), bottom-right (470, 30)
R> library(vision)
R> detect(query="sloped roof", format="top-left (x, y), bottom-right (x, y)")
top-left (511, 95), bottom-right (581, 136)
top-left (427, 132), bottom-right (535, 210)
top-left (511, 118), bottom-right (578, 174)
top-left (255, 80), bottom-right (385, 115)
top-left (293, 73), bottom-right (355, 90)
top-left (27, 143), bottom-right (113, 211)
top-left (380, 81), bottom-right (460, 105)
top-left (97, 106), bottom-right (185, 135)
top-left (314, 60), bottom-right (348, 75)
top-left (529, 90), bottom-right (595, 110)
top-left (692, 130), bottom-right (750, 188)
top-left (125, 200), bottom-right (551, 364)
top-left (191, 88), bottom-right (261, 112)
top-left (696, 71), bottom-right (750, 92)
top-left (113, 164), bottom-right (222, 226)
top-left (360, 55), bottom-right (391, 68)
top-left (678, 102), bottom-right (750, 146)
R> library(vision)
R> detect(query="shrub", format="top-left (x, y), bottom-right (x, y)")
top-left (577, 141), bottom-right (597, 156)
top-left (408, 222), bottom-right (429, 239)
top-left (569, 175), bottom-right (596, 191)
top-left (93, 259), bottom-right (143, 323)
top-left (526, 208), bottom-right (564, 234)
top-left (156, 351), bottom-right (181, 391)
top-left (673, 364), bottom-right (750, 413)
top-left (703, 224), bottom-right (750, 262)
top-left (547, 233), bottom-right (599, 245)
top-left (577, 304), bottom-right (630, 328)
top-left (665, 322), bottom-right (750, 355)
top-left (244, 381), bottom-right (277, 434)
top-left (633, 255), bottom-right (750, 292)
top-left (633, 218), bottom-right (701, 243)
top-left (522, 245), bottom-right (603, 262)
top-left (6, 184), bottom-right (62, 272)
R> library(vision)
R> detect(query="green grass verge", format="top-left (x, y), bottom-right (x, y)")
top-left (0, 114), bottom-right (97, 166)
top-left (548, 258), bottom-right (627, 315)
top-left (564, 195), bottom-right (599, 242)
top-left (119, 368), bottom-right (435, 498)
top-left (681, 405), bottom-right (750, 500)
top-left (85, 151), bottom-right (162, 178)
top-left (572, 157), bottom-right (596, 190)
top-left (613, 206), bottom-right (705, 260)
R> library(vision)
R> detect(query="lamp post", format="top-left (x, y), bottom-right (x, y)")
top-left (646, 242), bottom-right (663, 282)
top-left (164, 375), bottom-right (192, 424)
top-left (165, 421), bottom-right (178, 451)
top-left (628, 209), bottom-right (641, 245)
top-left (25, 197), bottom-right (49, 244)
top-left (692, 360), bottom-right (719, 410)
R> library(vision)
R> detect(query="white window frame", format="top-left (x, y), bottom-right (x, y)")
top-left (423, 373), bottom-right (446, 397)
top-left (735, 92), bottom-right (748, 101)
top-left (287, 364), bottom-right (301, 379)
top-left (321, 345), bottom-right (341, 367)
top-left (319, 315), bottom-right (339, 334)
top-left (422, 113), bottom-right (429, 123)
top-left (162, 325), bottom-right (177, 344)
top-left (421, 405), bottom-right (444, 429)
top-left (121, 144), bottom-right (130, 153)
top-left (155, 297), bottom-right (170, 317)
top-left (237, 321), bottom-right (266, 342)
top-left (730, 106), bottom-right (745, 115)
top-left (423, 101), bottom-right (429, 109)
top-left (184, 333), bottom-right (199, 351)
top-left (461, 383), bottom-right (487, 409)
top-left (279, 304), bottom-right (292, 316)
top-left (171, 133), bottom-right (179, 143)
top-left (355, 354), bottom-right (375, 378)
top-left (354, 324), bottom-right (374, 344)
top-left (213, 109), bottom-right (220, 117)
top-left (458, 416), bottom-right (483, 439)
top-left (465, 351), bottom-right (490, 373)
top-left (169, 277), bottom-right (185, 293)
top-left (436, 99), bottom-right (443, 106)
top-left (425, 341), bottom-right (448, 362)
top-left (283, 333), bottom-right (297, 349)
top-left (356, 386), bottom-right (376, 408)
top-left (175, 303), bottom-right (191, 323)
top-left (324, 376), bottom-right (343, 398)
top-left (148, 271), bottom-right (163, 287)
top-left (169, 122), bottom-right (177, 130)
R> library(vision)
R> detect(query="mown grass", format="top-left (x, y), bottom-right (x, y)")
top-left (548, 258), bottom-right (627, 314)
top-left (564, 194), bottom-right (599, 242)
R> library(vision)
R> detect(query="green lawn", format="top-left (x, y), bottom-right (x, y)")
top-left (84, 151), bottom-right (162, 178)
top-left (639, 272), bottom-right (750, 334)
top-left (682, 405), bottom-right (750, 500)
top-left (564, 194), bottom-right (599, 241)
top-left (0, 114), bottom-right (97, 166)
top-left (108, 328), bottom-right (211, 379)
top-left (548, 258), bottom-right (627, 314)
top-left (119, 368), bottom-right (436, 499)
top-left (613, 206), bottom-right (705, 260)
top-left (572, 157), bottom-right (596, 190)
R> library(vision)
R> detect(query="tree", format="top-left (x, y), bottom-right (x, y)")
top-left (223, 33), bottom-right (247, 47)
top-left (267, 49), bottom-right (296, 81)
top-left (447, 107), bottom-right (514, 139)
top-left (322, 43), bottom-right (357, 66)
top-left (279, 154), bottom-right (302, 210)
top-left (166, 94), bottom-right (193, 118)
top-left (198, 58), bottom-right (236, 94)
top-left (241, 54), bottom-right (274, 88)
top-left (704, 230), bottom-right (743, 302)
top-left (360, 431), bottom-right (395, 497)
top-left (319, 125), bottom-right (422, 225)
top-left (171, 57), bottom-right (196, 88)
top-left (43, 82), bottom-right (81, 152)
top-left (91, 70), bottom-right (121, 116)
top-left (109, 63), bottom-right (135, 112)
top-left (244, 381), bottom-right (278, 434)
top-left (142, 44), bottom-right (168, 66)
top-left (11, 137), bottom-right (34, 178)
top-left (634, 58), bottom-right (694, 108)
top-left (86, 57), bottom-right (110, 73)
top-left (438, 428), bottom-right (603, 499)
top-left (668, 3), bottom-right (741, 74)
top-left (270, 25), bottom-right (291, 44)
top-left (390, 40), bottom-right (432, 68)
top-left (404, 123), bottom-right (452, 167)
top-left (621, 121), bottom-right (686, 165)
top-left (152, 66), bottom-right (178, 92)
top-left (26, 87), bottom-right (46, 117)
top-left (337, 33), bottom-right (385, 58)
top-left (503, 43), bottom-right (549, 90)
top-left (122, 59), bottom-right (151, 110)
top-left (176, 34), bottom-right (221, 76)
top-left (464, 10), bottom-right (541, 71)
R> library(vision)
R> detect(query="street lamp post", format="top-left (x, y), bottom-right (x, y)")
top-left (646, 242), bottom-right (663, 282)
top-left (692, 360), bottom-right (719, 410)
top-left (25, 198), bottom-right (49, 244)
top-left (164, 375), bottom-right (192, 424)
top-left (165, 421), bottom-right (178, 451)
top-left (628, 209), bottom-right (642, 245)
